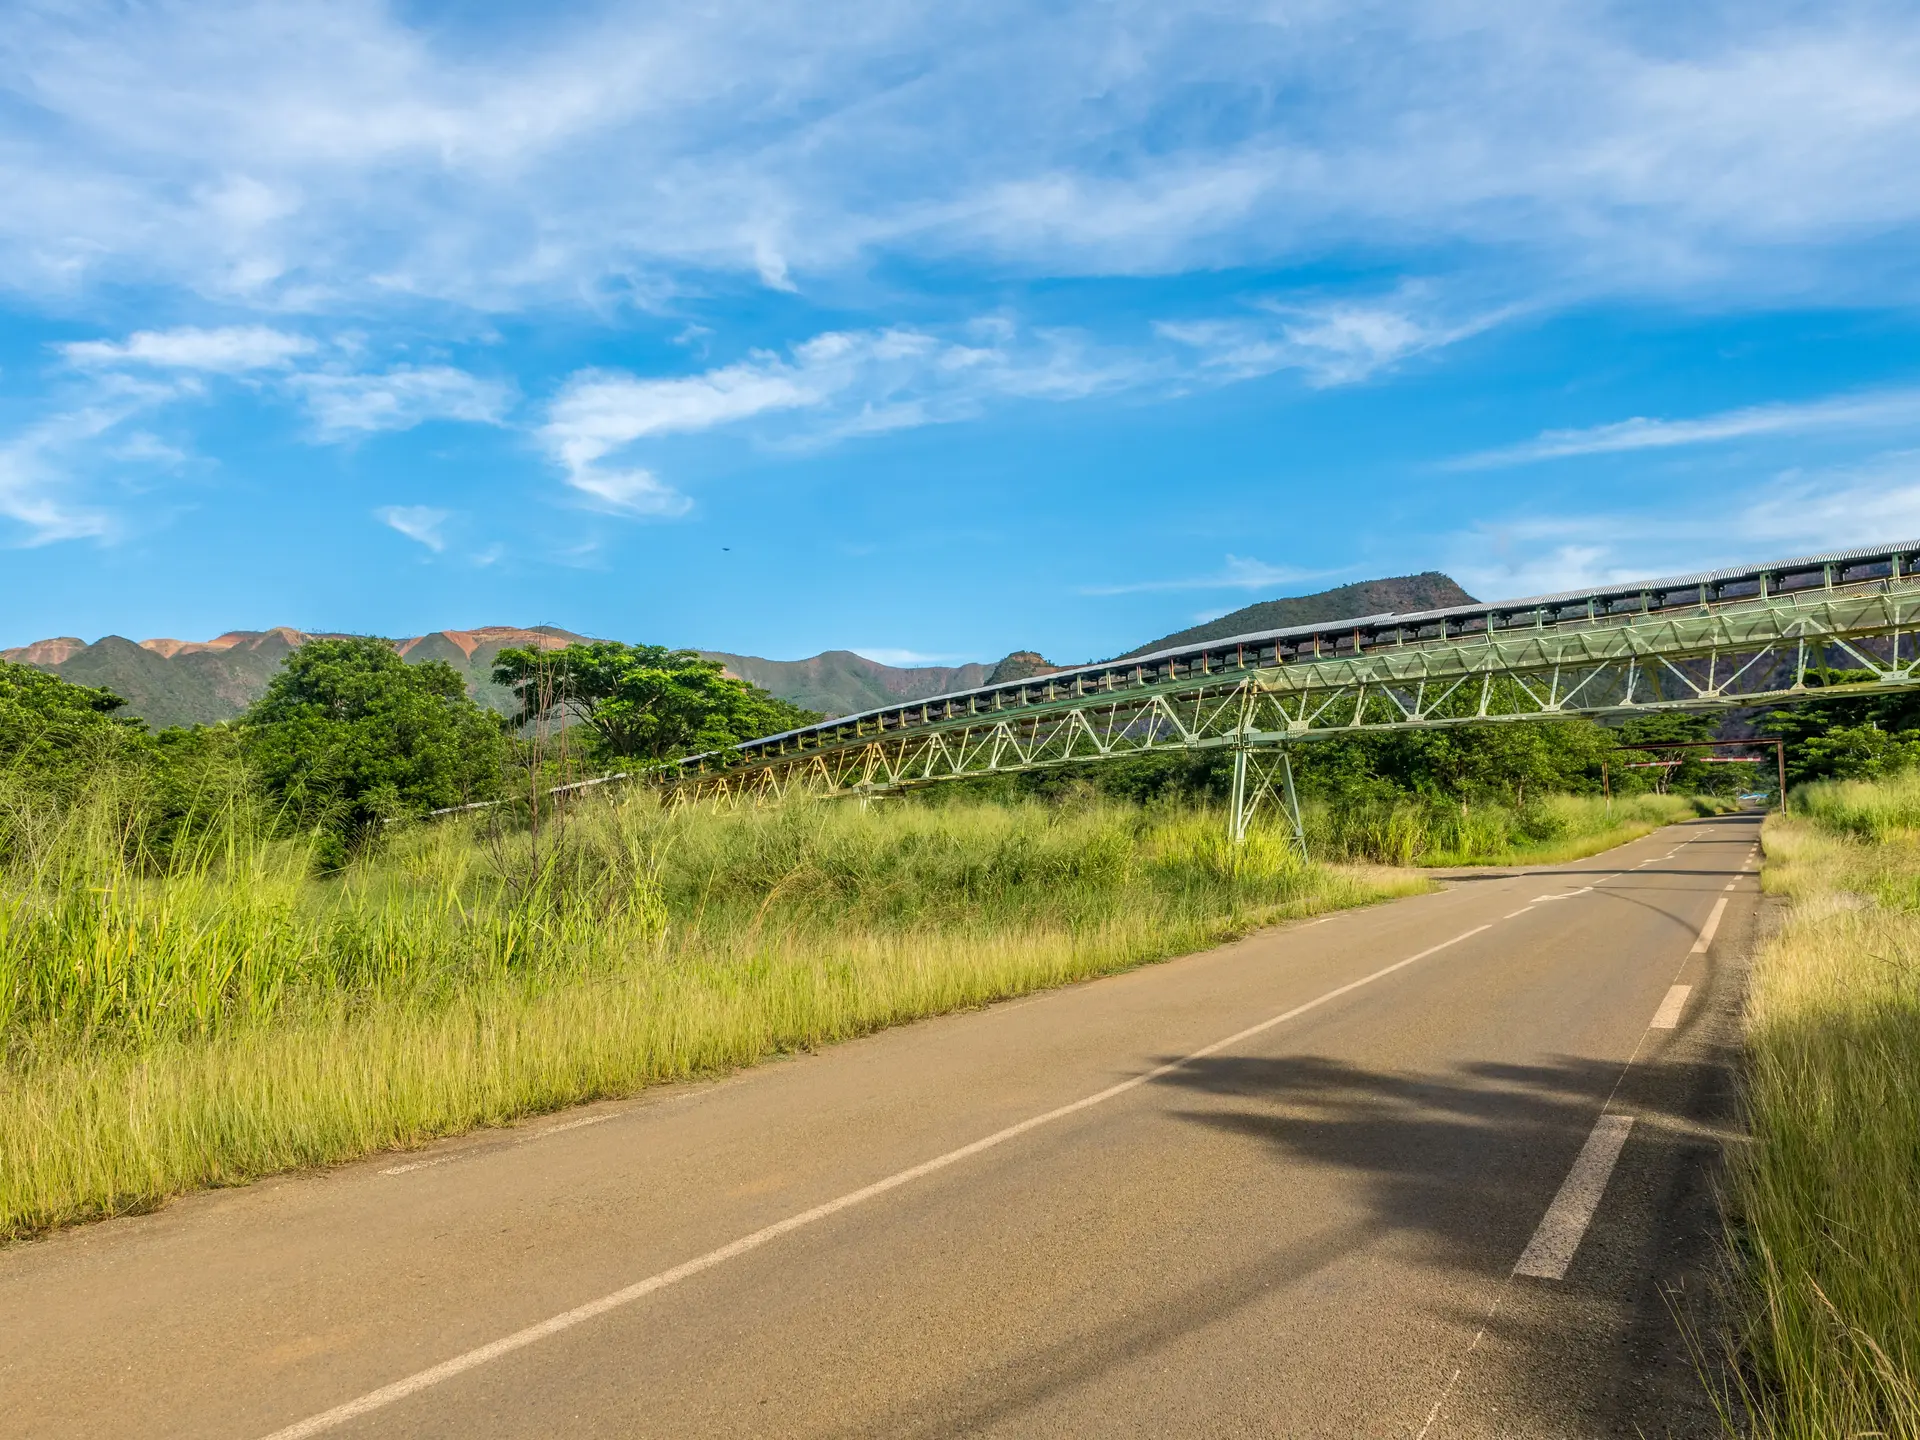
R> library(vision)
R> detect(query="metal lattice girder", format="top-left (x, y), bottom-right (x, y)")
top-left (1230, 745), bottom-right (1306, 854)
top-left (665, 543), bottom-right (1920, 805)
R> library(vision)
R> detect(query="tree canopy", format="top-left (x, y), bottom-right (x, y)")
top-left (0, 659), bottom-right (149, 794)
top-left (241, 638), bottom-right (506, 836)
top-left (1762, 668), bottom-right (1920, 784)
top-left (492, 641), bottom-right (822, 765)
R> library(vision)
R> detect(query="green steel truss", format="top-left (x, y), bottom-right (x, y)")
top-left (663, 545), bottom-right (1920, 845)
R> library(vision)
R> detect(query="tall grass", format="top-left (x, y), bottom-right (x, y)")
top-left (1731, 771), bottom-right (1920, 1437)
top-left (0, 779), bottom-right (1423, 1240)
top-left (1306, 791), bottom-right (1713, 867)
top-left (1795, 768), bottom-right (1920, 843)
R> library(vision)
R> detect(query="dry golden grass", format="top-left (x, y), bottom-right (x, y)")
top-left (1729, 776), bottom-right (1920, 1437)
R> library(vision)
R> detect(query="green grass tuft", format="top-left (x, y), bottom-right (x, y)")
top-left (1305, 790), bottom-right (1719, 867)
top-left (1728, 778), bottom-right (1920, 1437)
top-left (0, 782), bottom-right (1424, 1241)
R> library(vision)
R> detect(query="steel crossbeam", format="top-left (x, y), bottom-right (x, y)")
top-left (664, 542), bottom-right (1920, 843)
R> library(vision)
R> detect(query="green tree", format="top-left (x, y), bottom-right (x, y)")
top-left (1761, 668), bottom-right (1920, 784)
top-left (1605, 712), bottom-right (1738, 794)
top-left (1791, 722), bottom-right (1920, 782)
top-left (0, 659), bottom-right (149, 795)
top-left (492, 642), bottom-right (822, 765)
top-left (241, 638), bottom-right (506, 841)
top-left (1287, 718), bottom-right (1613, 807)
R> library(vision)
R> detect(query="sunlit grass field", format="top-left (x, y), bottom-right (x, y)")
top-left (0, 781), bottom-right (1427, 1241)
top-left (1308, 789), bottom-right (1714, 867)
top-left (1732, 772), bottom-right (1920, 1437)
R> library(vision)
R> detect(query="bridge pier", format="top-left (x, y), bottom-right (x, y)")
top-left (1229, 744), bottom-right (1308, 861)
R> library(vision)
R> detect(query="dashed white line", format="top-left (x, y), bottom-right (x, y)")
top-left (1514, 1113), bottom-right (1636, 1280)
top-left (257, 924), bottom-right (1495, 1440)
top-left (1649, 985), bottom-right (1692, 1030)
top-left (1690, 898), bottom-right (1728, 955)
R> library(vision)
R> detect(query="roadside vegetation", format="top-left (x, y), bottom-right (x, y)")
top-left (1732, 770), bottom-right (1920, 1437)
top-left (0, 641), bottom-right (1746, 1242)
top-left (0, 775), bottom-right (1425, 1240)
top-left (1304, 790), bottom-right (1714, 866)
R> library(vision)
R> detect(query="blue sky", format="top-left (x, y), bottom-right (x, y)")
top-left (5, 1), bottom-right (1920, 664)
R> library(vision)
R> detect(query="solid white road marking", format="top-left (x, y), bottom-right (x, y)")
top-left (1691, 898), bottom-right (1728, 954)
top-left (535, 1114), bottom-right (615, 1139)
top-left (381, 1111), bottom-right (616, 1176)
top-left (1649, 985), bottom-right (1692, 1030)
top-left (1514, 1113), bottom-right (1636, 1280)
top-left (257, 924), bottom-right (1495, 1440)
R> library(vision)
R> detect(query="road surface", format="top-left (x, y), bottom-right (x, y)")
top-left (0, 815), bottom-right (1762, 1439)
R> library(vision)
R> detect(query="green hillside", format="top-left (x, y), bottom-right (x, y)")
top-left (4, 570), bottom-right (1480, 729)
top-left (700, 650), bottom-right (992, 718)
top-left (1116, 572), bottom-right (1477, 658)
top-left (1, 627), bottom-right (588, 730)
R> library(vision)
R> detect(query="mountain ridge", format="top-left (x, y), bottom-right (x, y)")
top-left (1, 627), bottom-right (585, 729)
top-left (5, 570), bottom-right (1480, 728)
top-left (1115, 572), bottom-right (1478, 658)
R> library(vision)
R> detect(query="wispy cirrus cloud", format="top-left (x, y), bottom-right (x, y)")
top-left (535, 296), bottom-right (1502, 516)
top-left (847, 647), bottom-right (975, 666)
top-left (293, 366), bottom-right (515, 437)
top-left (0, 376), bottom-right (187, 545)
top-left (1078, 555), bottom-right (1337, 597)
top-left (375, 504), bottom-right (451, 552)
top-left (7, 4), bottom-right (1920, 310)
top-left (23, 325), bottom-right (516, 538)
top-left (1450, 386), bottom-right (1920, 468)
top-left (56, 324), bottom-right (514, 440)
top-left (1158, 293), bottom-right (1514, 387)
top-left (539, 322), bottom-right (1149, 514)
top-left (1446, 452), bottom-right (1920, 600)
top-left (60, 325), bottom-right (315, 372)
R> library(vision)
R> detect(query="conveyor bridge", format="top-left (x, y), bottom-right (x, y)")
top-left (665, 541), bottom-right (1920, 848)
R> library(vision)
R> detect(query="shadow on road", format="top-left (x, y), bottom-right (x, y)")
top-left (1134, 1042), bottom-right (1740, 1435)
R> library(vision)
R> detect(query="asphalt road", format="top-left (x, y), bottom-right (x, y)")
top-left (0, 815), bottom-right (1763, 1439)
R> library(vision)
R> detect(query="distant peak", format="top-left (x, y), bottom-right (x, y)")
top-left (2, 636), bottom-right (87, 666)
top-left (988, 650), bottom-right (1060, 684)
top-left (412, 626), bottom-right (579, 659)
top-left (1118, 573), bottom-right (1478, 659)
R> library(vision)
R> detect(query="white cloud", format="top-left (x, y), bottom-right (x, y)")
top-left (293, 366), bottom-right (515, 437)
top-left (539, 323), bottom-right (1146, 512)
top-left (1452, 387), bottom-right (1920, 468)
top-left (54, 323), bottom-right (513, 441)
top-left (1079, 555), bottom-right (1338, 597)
top-left (108, 431), bottom-right (191, 466)
top-left (563, 465), bottom-right (691, 518)
top-left (376, 504), bottom-right (450, 551)
top-left (6, 4), bottom-right (1920, 309)
top-left (0, 376), bottom-right (185, 544)
top-left (1445, 452), bottom-right (1920, 601)
top-left (61, 325), bottom-right (315, 372)
top-left (548, 362), bottom-right (817, 455)
top-left (849, 647), bottom-right (975, 666)
top-left (1157, 293), bottom-right (1513, 387)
